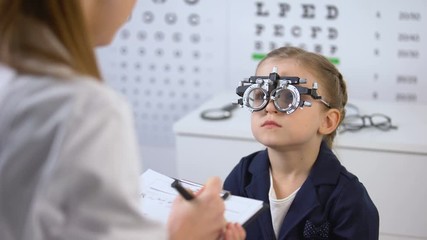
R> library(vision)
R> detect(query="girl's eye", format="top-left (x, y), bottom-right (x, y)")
top-left (254, 91), bottom-right (264, 100)
top-left (276, 89), bottom-right (293, 108)
top-left (248, 89), bottom-right (265, 108)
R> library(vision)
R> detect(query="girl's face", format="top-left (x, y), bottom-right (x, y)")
top-left (81, 0), bottom-right (136, 46)
top-left (251, 58), bottom-right (329, 150)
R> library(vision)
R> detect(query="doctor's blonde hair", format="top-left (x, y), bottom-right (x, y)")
top-left (0, 0), bottom-right (101, 80)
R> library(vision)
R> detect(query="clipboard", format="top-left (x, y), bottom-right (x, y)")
top-left (139, 169), bottom-right (268, 226)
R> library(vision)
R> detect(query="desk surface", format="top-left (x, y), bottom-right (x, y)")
top-left (174, 92), bottom-right (427, 155)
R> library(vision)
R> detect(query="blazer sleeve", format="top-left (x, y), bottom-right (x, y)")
top-left (330, 180), bottom-right (380, 239)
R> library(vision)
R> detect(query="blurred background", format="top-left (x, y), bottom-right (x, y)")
top-left (96, 0), bottom-right (425, 176)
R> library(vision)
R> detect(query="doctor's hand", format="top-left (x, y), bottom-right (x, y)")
top-left (167, 176), bottom-right (226, 240)
top-left (224, 222), bottom-right (246, 240)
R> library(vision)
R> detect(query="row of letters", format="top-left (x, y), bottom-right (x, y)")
top-left (255, 2), bottom-right (339, 20)
top-left (254, 41), bottom-right (338, 56)
top-left (255, 24), bottom-right (338, 40)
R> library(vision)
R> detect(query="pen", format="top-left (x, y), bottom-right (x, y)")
top-left (171, 179), bottom-right (195, 200)
top-left (171, 179), bottom-right (231, 201)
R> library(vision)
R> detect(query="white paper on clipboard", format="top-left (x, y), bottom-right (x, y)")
top-left (139, 169), bottom-right (267, 226)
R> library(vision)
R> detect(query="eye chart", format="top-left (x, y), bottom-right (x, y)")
top-left (97, 0), bottom-right (228, 147)
top-left (227, 0), bottom-right (426, 103)
top-left (97, 0), bottom-right (426, 147)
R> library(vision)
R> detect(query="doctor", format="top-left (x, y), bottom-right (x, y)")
top-left (0, 0), bottom-right (245, 240)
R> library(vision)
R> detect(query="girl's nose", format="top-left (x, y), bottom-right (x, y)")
top-left (264, 99), bottom-right (278, 113)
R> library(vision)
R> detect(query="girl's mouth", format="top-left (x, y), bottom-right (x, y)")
top-left (261, 120), bottom-right (282, 127)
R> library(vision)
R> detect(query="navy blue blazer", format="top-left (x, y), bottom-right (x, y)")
top-left (224, 141), bottom-right (379, 240)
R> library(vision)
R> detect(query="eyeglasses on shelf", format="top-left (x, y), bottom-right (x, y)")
top-left (340, 113), bottom-right (398, 133)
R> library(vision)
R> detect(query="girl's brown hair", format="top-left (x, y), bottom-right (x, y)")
top-left (0, 0), bottom-right (101, 79)
top-left (258, 47), bottom-right (348, 148)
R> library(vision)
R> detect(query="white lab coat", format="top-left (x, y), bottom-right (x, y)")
top-left (0, 64), bottom-right (166, 240)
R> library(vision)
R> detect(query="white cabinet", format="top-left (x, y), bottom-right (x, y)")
top-left (174, 92), bottom-right (427, 239)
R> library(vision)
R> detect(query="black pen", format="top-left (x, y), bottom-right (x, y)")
top-left (171, 179), bottom-right (195, 200)
top-left (171, 179), bottom-right (230, 201)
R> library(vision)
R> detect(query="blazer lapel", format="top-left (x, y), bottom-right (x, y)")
top-left (245, 150), bottom-right (276, 240)
top-left (278, 177), bottom-right (320, 239)
top-left (278, 141), bottom-right (342, 239)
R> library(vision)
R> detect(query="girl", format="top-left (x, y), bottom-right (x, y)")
top-left (0, 1), bottom-right (244, 239)
top-left (224, 47), bottom-right (379, 239)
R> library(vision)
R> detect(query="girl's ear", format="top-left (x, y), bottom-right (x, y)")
top-left (319, 108), bottom-right (341, 135)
